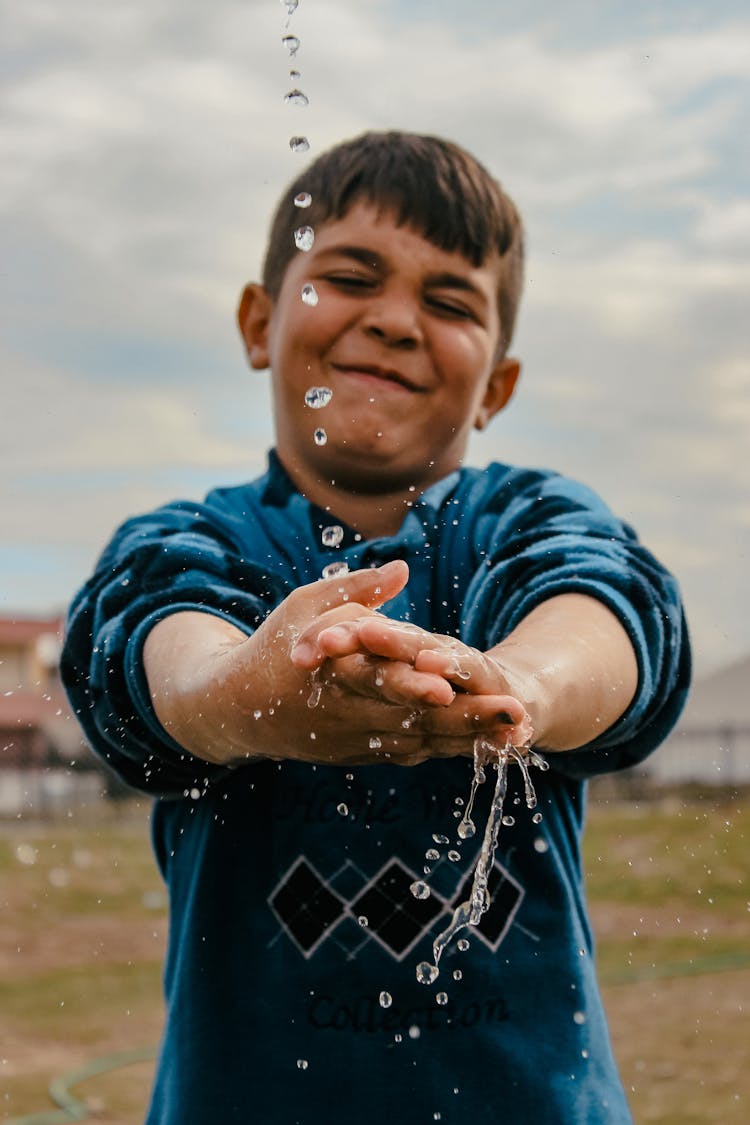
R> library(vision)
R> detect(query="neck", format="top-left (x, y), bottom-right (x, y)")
top-left (275, 453), bottom-right (435, 538)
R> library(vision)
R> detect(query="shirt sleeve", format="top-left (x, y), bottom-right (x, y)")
top-left (459, 468), bottom-right (691, 778)
top-left (60, 501), bottom-right (290, 797)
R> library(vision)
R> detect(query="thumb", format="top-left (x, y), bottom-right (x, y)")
top-left (316, 558), bottom-right (409, 612)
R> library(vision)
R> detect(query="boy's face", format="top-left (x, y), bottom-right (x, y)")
top-left (239, 202), bottom-right (519, 498)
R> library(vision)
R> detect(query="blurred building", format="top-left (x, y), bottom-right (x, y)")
top-left (0, 614), bottom-right (100, 814)
top-left (644, 654), bottom-right (750, 786)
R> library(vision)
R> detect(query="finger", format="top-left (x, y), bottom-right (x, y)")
top-left (414, 647), bottom-right (504, 694)
top-left (352, 616), bottom-right (442, 664)
top-left (316, 559), bottom-right (409, 613)
top-left (419, 692), bottom-right (531, 738)
top-left (328, 653), bottom-right (455, 708)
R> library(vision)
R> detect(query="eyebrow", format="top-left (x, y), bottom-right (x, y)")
top-left (319, 245), bottom-right (487, 300)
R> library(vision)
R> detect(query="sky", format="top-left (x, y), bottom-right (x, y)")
top-left (2, 0), bottom-right (748, 677)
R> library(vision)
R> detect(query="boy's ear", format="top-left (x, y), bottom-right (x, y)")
top-left (237, 284), bottom-right (273, 370)
top-left (474, 357), bottom-right (521, 431)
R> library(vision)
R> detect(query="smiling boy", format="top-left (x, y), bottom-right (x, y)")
top-left (62, 132), bottom-right (690, 1124)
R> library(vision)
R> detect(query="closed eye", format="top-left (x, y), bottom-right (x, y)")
top-left (322, 272), bottom-right (376, 290)
top-left (425, 295), bottom-right (477, 320)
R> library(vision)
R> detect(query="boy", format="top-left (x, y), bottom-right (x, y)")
top-left (61, 132), bottom-right (690, 1124)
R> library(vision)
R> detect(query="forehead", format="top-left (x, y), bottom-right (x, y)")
top-left (309, 202), bottom-right (504, 286)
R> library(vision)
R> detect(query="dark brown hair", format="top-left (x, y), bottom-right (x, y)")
top-left (262, 131), bottom-right (524, 352)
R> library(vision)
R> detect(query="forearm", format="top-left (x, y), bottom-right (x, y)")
top-left (143, 610), bottom-right (265, 765)
top-left (488, 593), bottom-right (638, 752)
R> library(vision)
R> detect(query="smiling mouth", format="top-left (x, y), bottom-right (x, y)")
top-left (331, 363), bottom-right (425, 393)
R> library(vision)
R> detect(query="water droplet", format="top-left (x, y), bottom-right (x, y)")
top-left (408, 1025), bottom-right (421, 1040)
top-left (189, 787), bottom-right (202, 800)
top-left (436, 992), bottom-right (449, 1006)
top-left (281, 34), bottom-right (300, 57)
top-left (358, 915), bottom-right (368, 927)
top-left (296, 1058), bottom-right (308, 1070)
top-left (301, 283), bottom-right (318, 306)
top-left (379, 991), bottom-right (392, 1009)
top-left (416, 961), bottom-right (439, 985)
top-left (285, 89), bottom-right (309, 107)
top-left (457, 938), bottom-right (470, 952)
top-left (532, 811), bottom-right (543, 824)
top-left (337, 802), bottom-right (348, 817)
top-left (432, 834), bottom-right (449, 845)
top-left (533, 837), bottom-right (549, 853)
top-left (501, 814), bottom-right (515, 826)
top-left (294, 225), bottom-right (314, 251)
top-left (369, 736), bottom-right (382, 750)
top-left (573, 1010), bottom-right (586, 1025)
top-left (281, 0), bottom-right (299, 21)
top-left (253, 709), bottom-right (262, 720)
top-left (374, 667), bottom-right (385, 686)
top-left (425, 848), bottom-right (440, 861)
top-left (304, 385), bottom-right (332, 409)
top-left (289, 135), bottom-right (310, 154)
top-left (322, 524), bottom-right (344, 547)
top-left (313, 427), bottom-right (327, 445)
top-left (452, 969), bottom-right (462, 981)
top-left (447, 849), bottom-right (461, 862)
top-left (457, 820), bottom-right (475, 840)
top-left (581, 1048), bottom-right (589, 1059)
top-left (294, 191), bottom-right (312, 208)
top-left (410, 880), bottom-right (430, 900)
top-left (322, 561), bottom-right (349, 579)
top-left (307, 681), bottom-right (322, 708)
top-left (454, 797), bottom-right (464, 806)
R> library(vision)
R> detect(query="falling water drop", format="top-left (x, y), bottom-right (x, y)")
top-left (313, 428), bottom-right (327, 446)
top-left (337, 802), bottom-right (348, 817)
top-left (436, 992), bottom-right (449, 1006)
top-left (369, 736), bottom-right (382, 750)
top-left (281, 34), bottom-right (300, 57)
top-left (322, 561), bottom-right (349, 579)
top-left (280, 1), bottom-right (299, 21)
top-left (457, 938), bottom-right (470, 952)
top-left (296, 1058), bottom-right (308, 1070)
top-left (410, 880), bottom-right (431, 900)
top-left (322, 525), bottom-right (344, 547)
top-left (379, 991), bottom-right (392, 1009)
top-left (358, 915), bottom-right (369, 927)
top-left (301, 283), bottom-right (318, 306)
top-left (416, 962), bottom-right (439, 985)
top-left (294, 226), bottom-right (315, 251)
top-left (425, 848), bottom-right (440, 862)
top-left (532, 811), bottom-right (543, 824)
top-left (452, 969), bottom-right (462, 981)
top-left (294, 191), bottom-right (312, 208)
top-left (447, 849), bottom-right (461, 862)
top-left (304, 385), bottom-right (332, 409)
top-left (285, 89), bottom-right (310, 107)
top-left (432, 834), bottom-right (449, 845)
top-left (289, 136), bottom-right (310, 154)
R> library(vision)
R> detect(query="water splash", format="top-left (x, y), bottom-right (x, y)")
top-left (294, 225), bottom-right (314, 251)
top-left (304, 385), bottom-right (332, 408)
top-left (417, 738), bottom-right (547, 985)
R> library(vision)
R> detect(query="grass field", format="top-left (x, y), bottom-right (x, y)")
top-left (1, 787), bottom-right (747, 1124)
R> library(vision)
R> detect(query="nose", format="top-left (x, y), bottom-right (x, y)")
top-left (360, 292), bottom-right (422, 349)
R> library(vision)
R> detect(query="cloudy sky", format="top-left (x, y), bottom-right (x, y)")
top-left (3, 0), bottom-right (748, 676)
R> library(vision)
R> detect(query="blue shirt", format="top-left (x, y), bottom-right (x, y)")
top-left (61, 454), bottom-right (690, 1124)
